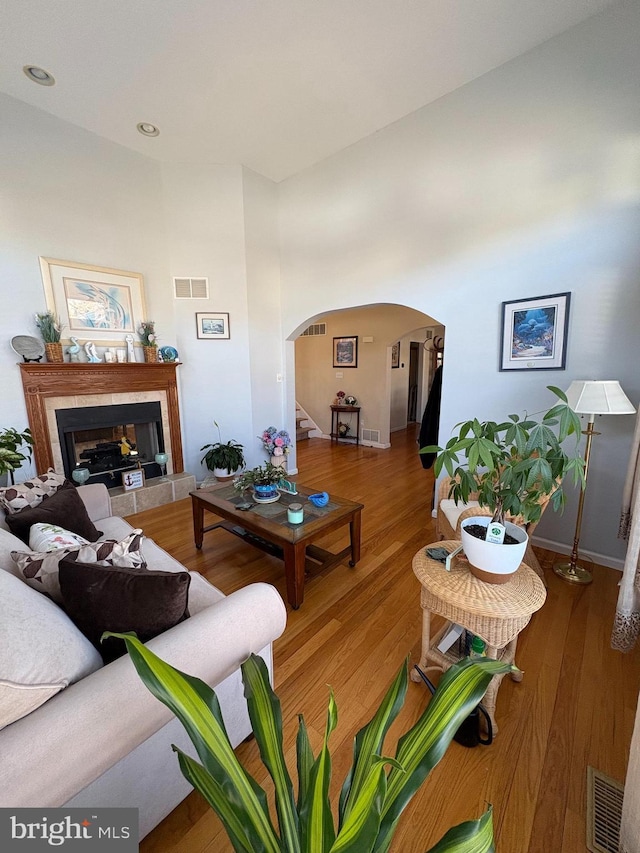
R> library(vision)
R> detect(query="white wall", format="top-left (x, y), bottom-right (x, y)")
top-left (0, 94), bottom-right (167, 476)
top-left (278, 1), bottom-right (640, 565)
top-left (160, 163), bottom-right (257, 476)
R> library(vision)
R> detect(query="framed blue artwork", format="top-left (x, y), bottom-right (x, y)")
top-left (500, 292), bottom-right (570, 371)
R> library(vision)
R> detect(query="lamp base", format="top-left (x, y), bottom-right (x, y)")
top-left (553, 560), bottom-right (592, 585)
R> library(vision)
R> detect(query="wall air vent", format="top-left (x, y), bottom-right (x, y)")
top-left (173, 277), bottom-right (209, 299)
top-left (300, 323), bottom-right (326, 337)
top-left (587, 766), bottom-right (624, 853)
top-left (362, 428), bottom-right (380, 444)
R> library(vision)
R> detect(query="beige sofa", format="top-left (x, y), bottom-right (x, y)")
top-left (0, 483), bottom-right (287, 839)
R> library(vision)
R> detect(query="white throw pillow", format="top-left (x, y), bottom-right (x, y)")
top-left (12, 529), bottom-right (147, 604)
top-left (0, 570), bottom-right (102, 730)
top-left (28, 522), bottom-right (89, 553)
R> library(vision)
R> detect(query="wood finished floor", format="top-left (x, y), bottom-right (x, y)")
top-left (134, 428), bottom-right (640, 853)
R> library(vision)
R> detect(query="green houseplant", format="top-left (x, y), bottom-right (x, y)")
top-left (35, 311), bottom-right (64, 363)
top-left (201, 422), bottom-right (246, 479)
top-left (138, 320), bottom-right (158, 363)
top-left (0, 427), bottom-right (34, 484)
top-left (233, 462), bottom-right (285, 492)
top-left (420, 386), bottom-right (585, 581)
top-left (108, 631), bottom-right (515, 852)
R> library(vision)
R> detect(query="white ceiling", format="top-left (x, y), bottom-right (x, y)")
top-left (0, 0), bottom-right (617, 182)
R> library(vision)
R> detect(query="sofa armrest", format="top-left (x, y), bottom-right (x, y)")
top-left (77, 483), bottom-right (112, 521)
top-left (0, 582), bottom-right (287, 808)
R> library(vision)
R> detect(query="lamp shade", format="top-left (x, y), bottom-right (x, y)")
top-left (565, 380), bottom-right (636, 415)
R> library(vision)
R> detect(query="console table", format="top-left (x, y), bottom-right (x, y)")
top-left (330, 405), bottom-right (361, 445)
top-left (411, 540), bottom-right (546, 734)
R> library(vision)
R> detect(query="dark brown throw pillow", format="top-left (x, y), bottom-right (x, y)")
top-left (58, 558), bottom-right (191, 663)
top-left (5, 480), bottom-right (102, 545)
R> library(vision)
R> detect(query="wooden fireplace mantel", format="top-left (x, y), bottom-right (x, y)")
top-left (19, 362), bottom-right (184, 476)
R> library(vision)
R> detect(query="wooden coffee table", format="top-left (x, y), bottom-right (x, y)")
top-left (191, 483), bottom-right (363, 609)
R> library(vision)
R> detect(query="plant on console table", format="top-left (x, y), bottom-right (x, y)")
top-left (421, 385), bottom-right (585, 582)
top-left (200, 422), bottom-right (245, 480)
top-left (138, 320), bottom-right (158, 363)
top-left (109, 631), bottom-right (514, 852)
top-left (35, 311), bottom-right (64, 363)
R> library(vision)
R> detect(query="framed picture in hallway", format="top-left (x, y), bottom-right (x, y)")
top-left (500, 292), bottom-right (571, 371)
top-left (333, 336), bottom-right (358, 368)
top-left (196, 312), bottom-right (230, 340)
top-left (391, 341), bottom-right (400, 368)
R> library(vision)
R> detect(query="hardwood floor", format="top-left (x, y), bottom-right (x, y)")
top-left (134, 428), bottom-right (640, 853)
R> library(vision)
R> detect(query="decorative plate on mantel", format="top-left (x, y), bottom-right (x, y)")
top-left (11, 335), bottom-right (45, 363)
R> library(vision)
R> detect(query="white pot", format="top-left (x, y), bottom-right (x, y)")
top-left (460, 516), bottom-right (528, 584)
top-left (214, 467), bottom-right (239, 481)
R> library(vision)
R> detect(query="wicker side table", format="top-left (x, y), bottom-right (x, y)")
top-left (411, 540), bottom-right (546, 735)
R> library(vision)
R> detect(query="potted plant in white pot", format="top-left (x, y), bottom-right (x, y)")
top-left (421, 386), bottom-right (585, 583)
top-left (200, 422), bottom-right (246, 480)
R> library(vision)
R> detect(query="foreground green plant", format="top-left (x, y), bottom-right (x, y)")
top-left (109, 631), bottom-right (515, 851)
top-left (421, 385), bottom-right (585, 526)
top-left (34, 311), bottom-right (62, 343)
top-left (0, 427), bottom-right (33, 481)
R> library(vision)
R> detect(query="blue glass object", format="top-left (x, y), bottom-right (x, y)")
top-left (71, 467), bottom-right (90, 485)
top-left (308, 491), bottom-right (329, 507)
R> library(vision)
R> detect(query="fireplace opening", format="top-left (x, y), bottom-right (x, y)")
top-left (56, 402), bottom-right (165, 488)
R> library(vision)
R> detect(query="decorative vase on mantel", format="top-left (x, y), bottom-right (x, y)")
top-left (44, 342), bottom-right (64, 363)
top-left (143, 346), bottom-right (158, 364)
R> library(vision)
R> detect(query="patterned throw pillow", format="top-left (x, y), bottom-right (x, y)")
top-left (28, 523), bottom-right (89, 553)
top-left (0, 470), bottom-right (66, 515)
top-left (11, 529), bottom-right (147, 604)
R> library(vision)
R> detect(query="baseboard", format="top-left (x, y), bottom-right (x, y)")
top-left (531, 536), bottom-right (624, 572)
top-left (318, 433), bottom-right (390, 449)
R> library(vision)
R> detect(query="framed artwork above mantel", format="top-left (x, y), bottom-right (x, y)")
top-left (39, 257), bottom-right (147, 348)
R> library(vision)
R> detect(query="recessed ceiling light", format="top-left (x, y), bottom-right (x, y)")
top-left (23, 65), bottom-right (55, 86)
top-left (137, 122), bottom-right (160, 137)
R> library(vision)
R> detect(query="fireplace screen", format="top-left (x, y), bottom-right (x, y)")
top-left (56, 402), bottom-right (165, 487)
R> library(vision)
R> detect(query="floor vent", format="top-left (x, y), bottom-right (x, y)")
top-left (587, 765), bottom-right (624, 853)
top-left (362, 428), bottom-right (380, 444)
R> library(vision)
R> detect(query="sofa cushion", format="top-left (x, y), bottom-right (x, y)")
top-left (0, 569), bottom-right (103, 730)
top-left (59, 558), bottom-right (191, 663)
top-left (0, 469), bottom-right (66, 515)
top-left (12, 529), bottom-right (147, 604)
top-left (5, 480), bottom-right (102, 544)
top-left (28, 522), bottom-right (89, 552)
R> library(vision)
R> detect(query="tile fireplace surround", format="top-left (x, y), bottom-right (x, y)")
top-left (18, 362), bottom-right (193, 512)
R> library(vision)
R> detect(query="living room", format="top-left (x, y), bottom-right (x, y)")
top-left (1, 1), bottom-right (640, 851)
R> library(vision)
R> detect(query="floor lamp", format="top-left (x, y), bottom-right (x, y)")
top-left (553, 380), bottom-right (636, 585)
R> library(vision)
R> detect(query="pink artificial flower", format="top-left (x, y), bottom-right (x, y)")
top-left (273, 446), bottom-right (284, 456)
top-left (274, 437), bottom-right (284, 446)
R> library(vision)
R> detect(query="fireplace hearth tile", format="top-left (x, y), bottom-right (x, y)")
top-left (108, 472), bottom-right (196, 516)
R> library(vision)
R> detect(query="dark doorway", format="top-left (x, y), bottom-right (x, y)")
top-left (407, 341), bottom-right (420, 422)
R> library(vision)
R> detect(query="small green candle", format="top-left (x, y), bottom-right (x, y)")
top-left (288, 503), bottom-right (304, 524)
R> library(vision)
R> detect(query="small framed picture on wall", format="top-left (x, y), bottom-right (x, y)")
top-left (196, 312), bottom-right (230, 340)
top-left (391, 341), bottom-right (400, 369)
top-left (333, 336), bottom-right (358, 368)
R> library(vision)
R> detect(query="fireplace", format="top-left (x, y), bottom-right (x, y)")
top-left (56, 401), bottom-right (165, 487)
top-left (19, 362), bottom-right (184, 478)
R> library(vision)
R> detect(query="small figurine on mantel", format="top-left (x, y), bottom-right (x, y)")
top-left (125, 334), bottom-right (135, 363)
top-left (84, 341), bottom-right (101, 363)
top-left (67, 337), bottom-right (81, 362)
